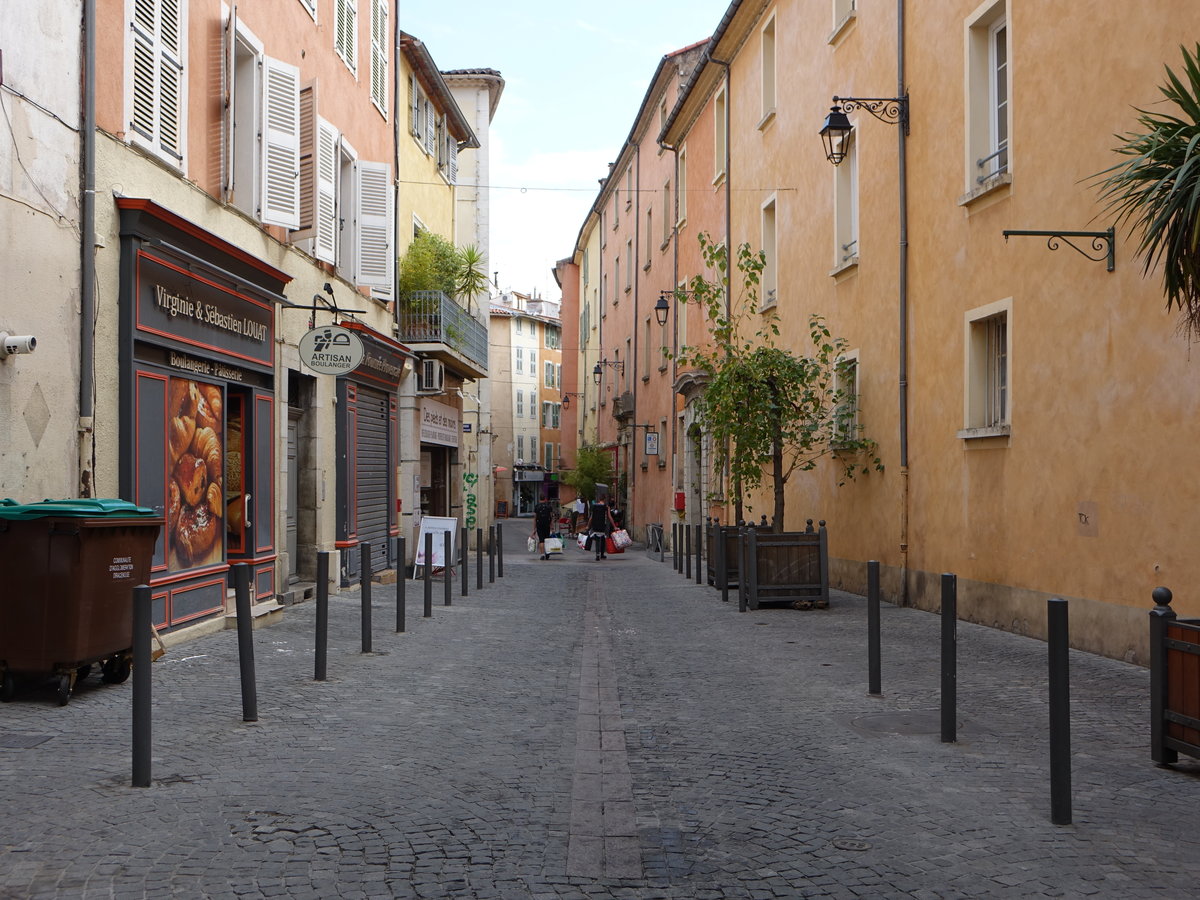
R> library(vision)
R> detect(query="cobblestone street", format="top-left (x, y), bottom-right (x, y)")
top-left (2, 530), bottom-right (1199, 898)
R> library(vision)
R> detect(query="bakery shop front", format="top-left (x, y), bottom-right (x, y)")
top-left (117, 199), bottom-right (290, 631)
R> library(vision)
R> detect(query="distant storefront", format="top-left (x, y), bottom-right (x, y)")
top-left (418, 397), bottom-right (460, 522)
top-left (117, 199), bottom-right (290, 631)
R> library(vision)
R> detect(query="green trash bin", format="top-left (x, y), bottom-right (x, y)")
top-left (0, 499), bottom-right (164, 705)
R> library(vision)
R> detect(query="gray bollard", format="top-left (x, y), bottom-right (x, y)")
top-left (673, 522), bottom-right (680, 572)
top-left (1150, 587), bottom-right (1178, 766)
top-left (395, 537), bottom-right (406, 633)
top-left (476, 527), bottom-right (483, 590)
top-left (232, 563), bottom-right (258, 722)
top-left (718, 525), bottom-right (729, 603)
top-left (497, 523), bottom-right (504, 577)
top-left (1048, 598), bottom-right (1072, 825)
top-left (132, 584), bottom-right (152, 787)
top-left (444, 531), bottom-right (453, 606)
top-left (941, 573), bottom-right (957, 743)
top-left (461, 527), bottom-right (469, 597)
top-left (488, 526), bottom-right (496, 583)
top-left (360, 542), bottom-right (372, 653)
top-left (738, 527), bottom-right (749, 613)
top-left (684, 523), bottom-right (692, 579)
top-left (315, 551), bottom-right (329, 680)
top-left (868, 560), bottom-right (881, 695)
top-left (695, 523), bottom-right (703, 585)
top-left (423, 532), bottom-right (433, 618)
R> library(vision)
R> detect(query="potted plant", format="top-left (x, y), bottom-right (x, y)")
top-left (674, 234), bottom-right (882, 608)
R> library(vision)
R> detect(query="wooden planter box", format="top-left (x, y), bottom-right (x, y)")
top-left (1150, 588), bottom-right (1200, 765)
top-left (740, 522), bottom-right (829, 611)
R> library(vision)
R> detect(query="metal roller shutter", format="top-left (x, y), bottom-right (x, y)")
top-left (354, 385), bottom-right (390, 573)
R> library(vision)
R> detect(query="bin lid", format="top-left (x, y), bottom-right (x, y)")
top-left (0, 498), bottom-right (160, 520)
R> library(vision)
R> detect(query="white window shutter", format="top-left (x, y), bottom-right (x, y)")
top-left (260, 57), bottom-right (301, 229)
top-left (370, 0), bottom-right (388, 114)
top-left (410, 76), bottom-right (421, 137)
top-left (356, 161), bottom-right (393, 292)
top-left (130, 0), bottom-right (184, 162)
top-left (425, 104), bottom-right (436, 154)
top-left (314, 118), bottom-right (339, 263)
top-left (447, 136), bottom-right (458, 185)
top-left (336, 0), bottom-right (358, 72)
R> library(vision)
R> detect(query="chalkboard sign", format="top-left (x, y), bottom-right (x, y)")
top-left (413, 516), bottom-right (458, 575)
top-left (496, 500), bottom-right (509, 518)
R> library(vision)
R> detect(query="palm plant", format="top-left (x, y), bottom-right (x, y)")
top-left (455, 245), bottom-right (490, 316)
top-left (1096, 43), bottom-right (1200, 336)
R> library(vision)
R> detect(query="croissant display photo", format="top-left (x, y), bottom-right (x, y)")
top-left (166, 376), bottom-right (226, 570)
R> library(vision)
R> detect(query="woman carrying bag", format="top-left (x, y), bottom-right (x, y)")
top-left (531, 499), bottom-right (555, 560)
top-left (586, 496), bottom-right (618, 561)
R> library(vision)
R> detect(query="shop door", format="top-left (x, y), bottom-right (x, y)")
top-left (286, 416), bottom-right (299, 581)
top-left (354, 386), bottom-right (390, 573)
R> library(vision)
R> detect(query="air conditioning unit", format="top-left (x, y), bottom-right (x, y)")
top-left (417, 359), bottom-right (444, 394)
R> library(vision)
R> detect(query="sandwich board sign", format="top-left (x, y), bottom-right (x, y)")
top-left (413, 516), bottom-right (458, 576)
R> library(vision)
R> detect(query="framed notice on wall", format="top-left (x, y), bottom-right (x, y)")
top-left (645, 431), bottom-right (660, 455)
top-left (413, 516), bottom-right (458, 575)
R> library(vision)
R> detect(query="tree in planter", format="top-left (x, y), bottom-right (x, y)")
top-left (1095, 43), bottom-right (1200, 337)
top-left (455, 244), bottom-right (490, 316)
top-left (559, 445), bottom-right (615, 503)
top-left (672, 234), bottom-right (882, 532)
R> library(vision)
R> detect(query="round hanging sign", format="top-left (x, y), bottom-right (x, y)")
top-left (298, 325), bottom-right (365, 375)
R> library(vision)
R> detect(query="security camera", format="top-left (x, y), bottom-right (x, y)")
top-left (0, 333), bottom-right (36, 358)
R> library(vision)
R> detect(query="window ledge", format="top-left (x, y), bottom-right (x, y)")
top-left (676, 216), bottom-right (688, 232)
top-left (957, 425), bottom-right (1011, 441)
top-left (658, 363), bottom-right (668, 373)
top-left (643, 261), bottom-right (651, 272)
top-left (660, 237), bottom-right (671, 252)
top-left (657, 460), bottom-right (667, 469)
top-left (828, 10), bottom-right (857, 44)
top-left (759, 299), bottom-right (777, 314)
top-left (624, 286), bottom-right (632, 295)
top-left (829, 257), bottom-right (860, 278)
top-left (757, 109), bottom-right (776, 131)
top-left (712, 170), bottom-right (727, 188)
top-left (957, 173), bottom-right (1013, 208)
top-left (641, 374), bottom-right (650, 384)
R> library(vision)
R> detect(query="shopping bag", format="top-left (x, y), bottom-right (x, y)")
top-left (606, 535), bottom-right (623, 555)
top-left (611, 528), bottom-right (632, 549)
top-left (545, 537), bottom-right (564, 555)
top-left (577, 533), bottom-right (589, 550)
top-left (527, 536), bottom-right (537, 553)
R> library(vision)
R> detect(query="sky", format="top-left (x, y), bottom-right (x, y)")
top-left (401, 0), bottom-right (734, 303)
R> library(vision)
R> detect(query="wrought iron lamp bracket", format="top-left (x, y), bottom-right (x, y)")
top-left (834, 95), bottom-right (910, 134)
top-left (1002, 228), bottom-right (1115, 272)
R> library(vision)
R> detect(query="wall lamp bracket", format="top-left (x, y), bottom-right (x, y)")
top-left (1002, 227), bottom-right (1115, 272)
top-left (593, 359), bottom-right (624, 385)
top-left (821, 95), bottom-right (909, 165)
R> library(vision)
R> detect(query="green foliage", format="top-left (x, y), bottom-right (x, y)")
top-left (1095, 43), bottom-right (1200, 336)
top-left (455, 245), bottom-right (491, 313)
top-left (560, 445), bottom-right (615, 502)
top-left (398, 230), bottom-right (459, 297)
top-left (671, 234), bottom-right (881, 530)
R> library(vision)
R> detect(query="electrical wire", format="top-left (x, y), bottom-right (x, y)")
top-left (0, 89), bottom-right (80, 234)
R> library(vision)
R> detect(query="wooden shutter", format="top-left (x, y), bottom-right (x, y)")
top-left (356, 161), bottom-right (393, 292)
top-left (294, 83), bottom-right (316, 234)
top-left (370, 0), bottom-right (388, 114)
top-left (261, 57), bottom-right (301, 229)
top-left (314, 117), bottom-right (339, 263)
top-left (130, 0), bottom-right (183, 161)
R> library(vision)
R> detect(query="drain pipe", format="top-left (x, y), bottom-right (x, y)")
top-left (79, 0), bottom-right (97, 497)
top-left (896, 0), bottom-right (911, 605)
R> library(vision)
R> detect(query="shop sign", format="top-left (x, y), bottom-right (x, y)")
top-left (420, 398), bottom-right (460, 447)
top-left (355, 335), bottom-right (406, 388)
top-left (136, 252), bottom-right (273, 369)
top-left (299, 325), bottom-right (365, 375)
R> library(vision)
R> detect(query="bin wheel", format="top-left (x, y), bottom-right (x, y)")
top-left (76, 664), bottom-right (94, 683)
top-left (102, 656), bottom-right (131, 685)
top-left (56, 674), bottom-right (72, 706)
top-left (1, 671), bottom-right (14, 703)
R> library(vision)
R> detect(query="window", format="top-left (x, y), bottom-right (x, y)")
top-left (529, 349), bottom-right (537, 373)
top-left (834, 131), bottom-right (858, 266)
top-left (601, 272), bottom-right (608, 317)
top-left (552, 404), bottom-right (560, 429)
top-left (544, 361), bottom-right (555, 387)
top-left (625, 168), bottom-right (633, 209)
top-left (833, 0), bottom-right (857, 32)
top-left (662, 180), bottom-right (672, 245)
top-left (227, 19), bottom-right (301, 229)
top-left (613, 187), bottom-right (620, 228)
top-left (515, 317), bottom-right (522, 334)
top-left (600, 211), bottom-right (607, 248)
top-left (557, 364), bottom-right (562, 387)
top-left (545, 443), bottom-right (555, 470)
top-left (297, 0), bottom-right (317, 19)
top-left (761, 196), bottom-right (777, 309)
top-left (761, 15), bottom-right (776, 123)
top-left (529, 389), bottom-right (537, 418)
top-left (516, 347), bottom-right (524, 373)
top-left (516, 389), bottom-right (524, 418)
top-left (542, 402), bottom-right (551, 427)
top-left (544, 326), bottom-right (560, 349)
top-left (833, 351), bottom-right (860, 443)
top-left (642, 317), bottom-right (652, 375)
top-left (645, 206), bottom-right (653, 265)
top-left (613, 256), bottom-right (620, 303)
top-left (335, 0), bottom-right (357, 73)
top-left (129, 0), bottom-right (185, 165)
top-left (961, 300), bottom-right (1011, 436)
top-left (677, 280), bottom-right (688, 350)
top-left (625, 240), bottom-right (633, 291)
top-left (714, 86), bottom-right (727, 183)
top-left (517, 435), bottom-right (524, 461)
top-left (369, 0), bottom-right (388, 116)
top-left (966, 2), bottom-right (1009, 192)
top-left (677, 147), bottom-right (688, 225)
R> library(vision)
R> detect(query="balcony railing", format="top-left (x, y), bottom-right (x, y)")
top-left (397, 291), bottom-right (488, 372)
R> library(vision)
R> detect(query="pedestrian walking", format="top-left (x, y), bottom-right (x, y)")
top-left (531, 498), bottom-right (556, 560)
top-left (586, 496), bottom-right (617, 560)
top-left (571, 496), bottom-right (586, 535)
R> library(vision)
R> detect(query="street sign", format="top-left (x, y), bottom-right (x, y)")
top-left (298, 325), bottom-right (364, 375)
top-left (645, 430), bottom-right (660, 455)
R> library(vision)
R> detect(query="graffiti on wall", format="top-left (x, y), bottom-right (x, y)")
top-left (463, 471), bottom-right (478, 530)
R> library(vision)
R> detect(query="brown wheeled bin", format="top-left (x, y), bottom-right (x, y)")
top-left (0, 499), bottom-right (163, 705)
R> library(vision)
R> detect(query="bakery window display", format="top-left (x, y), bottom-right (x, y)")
top-left (167, 377), bottom-right (225, 570)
